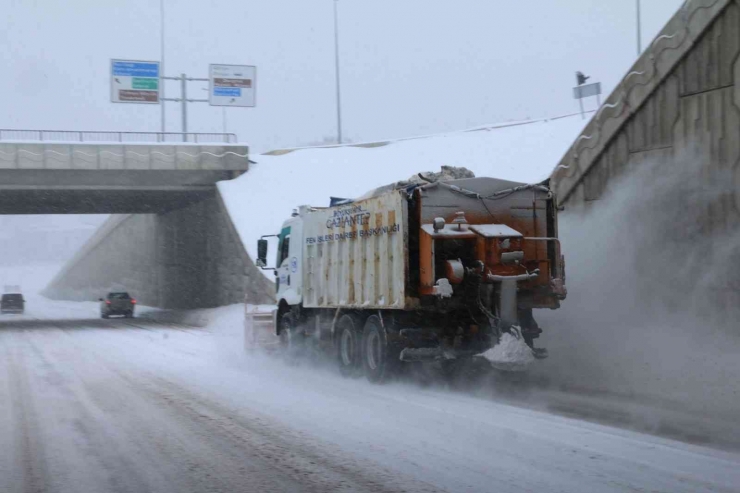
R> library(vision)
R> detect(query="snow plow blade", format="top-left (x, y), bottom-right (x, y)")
top-left (244, 305), bottom-right (280, 352)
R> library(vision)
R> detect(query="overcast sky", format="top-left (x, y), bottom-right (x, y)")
top-left (1, 0), bottom-right (684, 152)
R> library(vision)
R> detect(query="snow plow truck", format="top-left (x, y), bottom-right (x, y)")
top-left (253, 174), bottom-right (567, 381)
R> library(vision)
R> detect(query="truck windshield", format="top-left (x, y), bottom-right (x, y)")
top-left (277, 226), bottom-right (291, 266)
top-left (280, 236), bottom-right (291, 264)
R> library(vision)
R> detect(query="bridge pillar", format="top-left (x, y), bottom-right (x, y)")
top-left (44, 189), bottom-right (274, 309)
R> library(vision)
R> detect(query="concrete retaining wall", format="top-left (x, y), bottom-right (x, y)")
top-left (550, 0), bottom-right (740, 314)
top-left (44, 189), bottom-right (274, 308)
top-left (555, 1), bottom-right (740, 211)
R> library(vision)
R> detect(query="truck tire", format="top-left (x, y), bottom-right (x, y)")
top-left (279, 312), bottom-right (301, 363)
top-left (362, 315), bottom-right (397, 383)
top-left (336, 314), bottom-right (362, 377)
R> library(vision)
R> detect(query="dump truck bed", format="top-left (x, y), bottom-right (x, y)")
top-left (298, 176), bottom-right (560, 312)
top-left (418, 177), bottom-right (558, 291)
top-left (302, 191), bottom-right (409, 310)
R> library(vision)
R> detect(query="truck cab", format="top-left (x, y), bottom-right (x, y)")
top-left (274, 216), bottom-right (303, 307)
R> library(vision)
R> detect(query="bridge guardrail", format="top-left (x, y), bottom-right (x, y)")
top-left (0, 129), bottom-right (237, 144)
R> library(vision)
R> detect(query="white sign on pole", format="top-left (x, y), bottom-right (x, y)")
top-left (209, 64), bottom-right (256, 107)
top-left (110, 59), bottom-right (160, 104)
top-left (573, 82), bottom-right (602, 100)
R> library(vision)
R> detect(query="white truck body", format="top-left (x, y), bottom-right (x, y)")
top-left (302, 191), bottom-right (408, 309)
top-left (274, 191), bottom-right (410, 310)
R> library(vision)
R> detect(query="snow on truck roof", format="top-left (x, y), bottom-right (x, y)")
top-left (470, 224), bottom-right (523, 238)
top-left (350, 175), bottom-right (541, 204)
top-left (420, 224), bottom-right (478, 238)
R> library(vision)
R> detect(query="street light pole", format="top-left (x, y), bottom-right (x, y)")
top-left (160, 0), bottom-right (166, 132)
top-left (333, 0), bottom-right (343, 144)
top-left (181, 73), bottom-right (187, 134)
top-left (636, 0), bottom-right (642, 56)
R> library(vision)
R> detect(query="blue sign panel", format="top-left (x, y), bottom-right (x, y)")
top-left (112, 61), bottom-right (160, 78)
top-left (213, 87), bottom-right (241, 97)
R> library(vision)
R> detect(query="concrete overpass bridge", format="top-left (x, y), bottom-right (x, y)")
top-left (0, 130), bottom-right (246, 213)
top-left (0, 130), bottom-right (273, 309)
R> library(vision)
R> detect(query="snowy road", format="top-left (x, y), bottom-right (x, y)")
top-left (1, 310), bottom-right (739, 493)
top-left (0, 317), bottom-right (434, 493)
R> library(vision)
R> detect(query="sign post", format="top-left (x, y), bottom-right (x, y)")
top-left (110, 60), bottom-right (160, 104)
top-left (573, 72), bottom-right (601, 120)
top-left (109, 60), bottom-right (256, 135)
top-left (209, 64), bottom-right (256, 107)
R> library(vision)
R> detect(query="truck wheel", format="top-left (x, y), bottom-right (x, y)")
top-left (362, 315), bottom-right (397, 383)
top-left (279, 312), bottom-right (301, 362)
top-left (336, 314), bottom-right (362, 377)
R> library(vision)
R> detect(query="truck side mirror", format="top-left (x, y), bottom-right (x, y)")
top-left (257, 239), bottom-right (268, 267)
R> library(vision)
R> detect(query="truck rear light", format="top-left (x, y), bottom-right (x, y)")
top-left (105, 300), bottom-right (111, 305)
top-left (131, 299), bottom-right (137, 304)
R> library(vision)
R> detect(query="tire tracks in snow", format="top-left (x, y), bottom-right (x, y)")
top-left (2, 332), bottom-right (50, 493)
top-left (9, 326), bottom-right (160, 493)
top-left (119, 372), bottom-right (439, 493)
top-left (44, 321), bottom-right (443, 493)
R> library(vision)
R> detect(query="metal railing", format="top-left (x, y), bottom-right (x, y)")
top-left (0, 129), bottom-right (238, 144)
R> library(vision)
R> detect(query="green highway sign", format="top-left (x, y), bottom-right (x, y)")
top-left (132, 78), bottom-right (158, 90)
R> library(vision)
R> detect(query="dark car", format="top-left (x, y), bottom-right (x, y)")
top-left (1, 293), bottom-right (25, 314)
top-left (100, 292), bottom-right (136, 319)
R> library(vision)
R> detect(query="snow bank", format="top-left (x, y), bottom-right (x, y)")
top-left (219, 114), bottom-right (585, 267)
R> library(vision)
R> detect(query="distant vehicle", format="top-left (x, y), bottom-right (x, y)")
top-left (1, 293), bottom-right (25, 314)
top-left (100, 292), bottom-right (136, 319)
